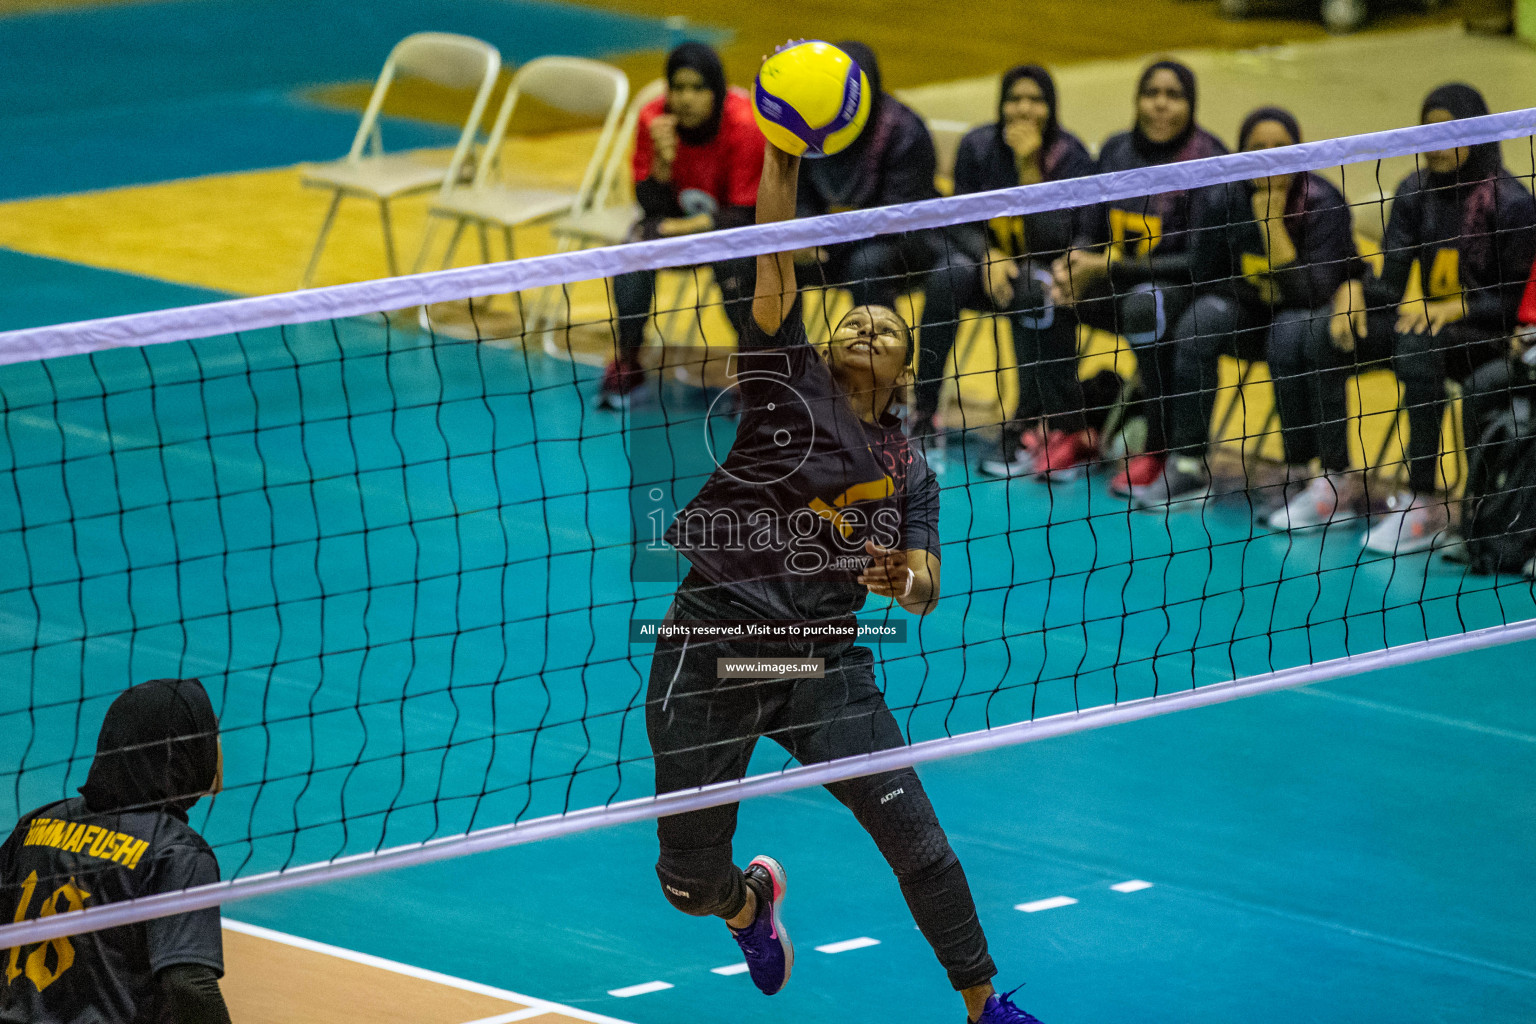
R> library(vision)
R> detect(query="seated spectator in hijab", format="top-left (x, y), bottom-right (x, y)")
top-left (1050, 59), bottom-right (1228, 498)
top-left (598, 42), bottom-right (766, 410)
top-left (1, 678), bottom-right (232, 1024)
top-left (1129, 108), bottom-right (1365, 514)
top-left (796, 42), bottom-right (942, 314)
top-left (917, 65), bottom-right (1098, 473)
top-left (1353, 83), bottom-right (1536, 553)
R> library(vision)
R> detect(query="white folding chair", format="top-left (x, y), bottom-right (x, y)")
top-left (417, 58), bottom-right (628, 315)
top-left (543, 79), bottom-right (731, 353)
top-left (299, 33), bottom-right (501, 287)
top-left (547, 78), bottom-right (665, 251)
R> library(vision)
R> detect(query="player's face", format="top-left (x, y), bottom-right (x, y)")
top-left (1422, 108), bottom-right (1470, 174)
top-left (830, 305), bottom-right (910, 392)
top-left (210, 739), bottom-right (224, 796)
top-left (1244, 118), bottom-right (1297, 193)
top-left (668, 69), bottom-right (715, 131)
top-left (1137, 69), bottom-right (1190, 145)
top-left (1002, 77), bottom-right (1048, 132)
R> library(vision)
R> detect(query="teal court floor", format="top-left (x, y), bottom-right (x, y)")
top-left (2, 307), bottom-right (1534, 1023)
top-left (2, 0), bottom-right (1535, 1021)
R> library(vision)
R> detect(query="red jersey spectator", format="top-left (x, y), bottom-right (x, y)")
top-left (599, 42), bottom-right (766, 410)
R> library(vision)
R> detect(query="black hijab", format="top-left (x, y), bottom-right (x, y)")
top-left (80, 678), bottom-right (220, 823)
top-left (1421, 82), bottom-right (1501, 184)
top-left (1419, 83), bottom-right (1505, 283)
top-left (1132, 59), bottom-right (1198, 161)
top-left (666, 42), bottom-right (727, 146)
top-left (836, 40), bottom-right (883, 124)
top-left (1239, 106), bottom-right (1308, 216)
top-left (998, 64), bottom-right (1061, 158)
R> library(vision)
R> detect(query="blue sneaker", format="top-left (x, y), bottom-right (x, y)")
top-left (973, 988), bottom-right (1044, 1023)
top-left (728, 855), bottom-right (793, 995)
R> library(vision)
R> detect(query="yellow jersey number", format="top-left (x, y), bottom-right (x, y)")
top-left (1426, 247), bottom-right (1460, 300)
top-left (5, 871), bottom-right (91, 992)
top-left (1109, 208), bottom-right (1163, 261)
top-left (1241, 252), bottom-right (1282, 306)
top-left (987, 215), bottom-right (1027, 258)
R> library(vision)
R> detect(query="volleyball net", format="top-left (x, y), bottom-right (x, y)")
top-left (6, 108), bottom-right (1536, 946)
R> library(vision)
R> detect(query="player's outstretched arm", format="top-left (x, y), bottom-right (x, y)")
top-left (752, 145), bottom-right (801, 336)
top-left (860, 541), bottom-right (940, 616)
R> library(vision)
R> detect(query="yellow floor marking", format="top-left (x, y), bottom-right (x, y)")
top-left (0, 131), bottom-right (603, 295)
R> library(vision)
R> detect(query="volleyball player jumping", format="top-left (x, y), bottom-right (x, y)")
top-left (643, 144), bottom-right (1040, 1024)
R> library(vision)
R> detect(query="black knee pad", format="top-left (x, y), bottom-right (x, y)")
top-left (656, 845), bottom-right (746, 918)
top-left (1119, 288), bottom-right (1164, 341)
top-left (840, 769), bottom-right (955, 879)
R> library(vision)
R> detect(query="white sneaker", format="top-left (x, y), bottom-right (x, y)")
top-left (979, 447), bottom-right (1031, 479)
top-left (1266, 475), bottom-right (1357, 531)
top-left (1362, 492), bottom-right (1449, 554)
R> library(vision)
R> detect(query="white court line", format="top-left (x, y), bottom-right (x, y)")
top-left (815, 936), bottom-right (881, 954)
top-left (606, 981), bottom-right (674, 998)
top-left (1295, 687), bottom-right (1536, 745)
top-left (710, 962), bottom-right (751, 976)
top-left (461, 1010), bottom-right (562, 1024)
top-left (221, 918), bottom-right (636, 1024)
top-left (1111, 880), bottom-right (1153, 893)
top-left (1015, 896), bottom-right (1078, 913)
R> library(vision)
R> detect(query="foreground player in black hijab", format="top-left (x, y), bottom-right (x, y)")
top-left (644, 138), bottom-right (1039, 1023)
top-left (919, 64), bottom-right (1097, 477)
top-left (1, 678), bottom-right (231, 1024)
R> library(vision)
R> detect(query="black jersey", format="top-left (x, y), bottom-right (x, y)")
top-left (1373, 167), bottom-right (1536, 331)
top-left (665, 297), bottom-right (941, 622)
top-left (0, 797), bottom-right (223, 1024)
top-left (1195, 173), bottom-right (1361, 311)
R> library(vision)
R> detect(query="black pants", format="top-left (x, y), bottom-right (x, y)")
top-left (1267, 309), bottom-right (1505, 489)
top-left (647, 577), bottom-right (997, 991)
top-left (1167, 294), bottom-right (1335, 463)
top-left (1075, 280), bottom-right (1194, 453)
top-left (802, 233), bottom-right (940, 311)
top-left (917, 251), bottom-right (1085, 431)
top-left (612, 257), bottom-right (756, 362)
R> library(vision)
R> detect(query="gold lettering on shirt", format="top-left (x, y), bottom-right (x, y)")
top-left (1427, 247), bottom-right (1460, 299)
top-left (809, 477), bottom-right (896, 537)
top-left (1109, 208), bottom-right (1163, 261)
top-left (21, 818), bottom-right (150, 870)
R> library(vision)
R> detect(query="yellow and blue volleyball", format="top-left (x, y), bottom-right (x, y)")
top-left (753, 41), bottom-right (871, 159)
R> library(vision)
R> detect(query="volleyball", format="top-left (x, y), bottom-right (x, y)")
top-left (753, 40), bottom-right (871, 159)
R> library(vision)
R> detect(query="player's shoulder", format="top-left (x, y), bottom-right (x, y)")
top-left (1094, 131), bottom-right (1137, 170)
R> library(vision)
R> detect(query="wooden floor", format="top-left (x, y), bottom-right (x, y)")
top-left (578, 0), bottom-right (1471, 89)
top-left (222, 919), bottom-right (634, 1024)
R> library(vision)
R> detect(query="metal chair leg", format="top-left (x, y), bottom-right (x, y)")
top-left (378, 199), bottom-right (400, 278)
top-left (302, 191), bottom-right (344, 288)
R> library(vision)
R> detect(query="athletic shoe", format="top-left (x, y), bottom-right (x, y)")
top-left (971, 989), bottom-right (1044, 1023)
top-left (979, 448), bottom-right (1032, 478)
top-left (595, 358), bottom-right (644, 410)
top-left (979, 427), bottom-right (1049, 478)
top-left (1127, 454), bottom-right (1209, 509)
top-left (1265, 474), bottom-right (1359, 532)
top-left (1108, 452), bottom-right (1166, 498)
top-left (1033, 429), bottom-right (1098, 481)
top-left (1362, 492), bottom-right (1449, 554)
top-left (729, 855), bottom-right (793, 996)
